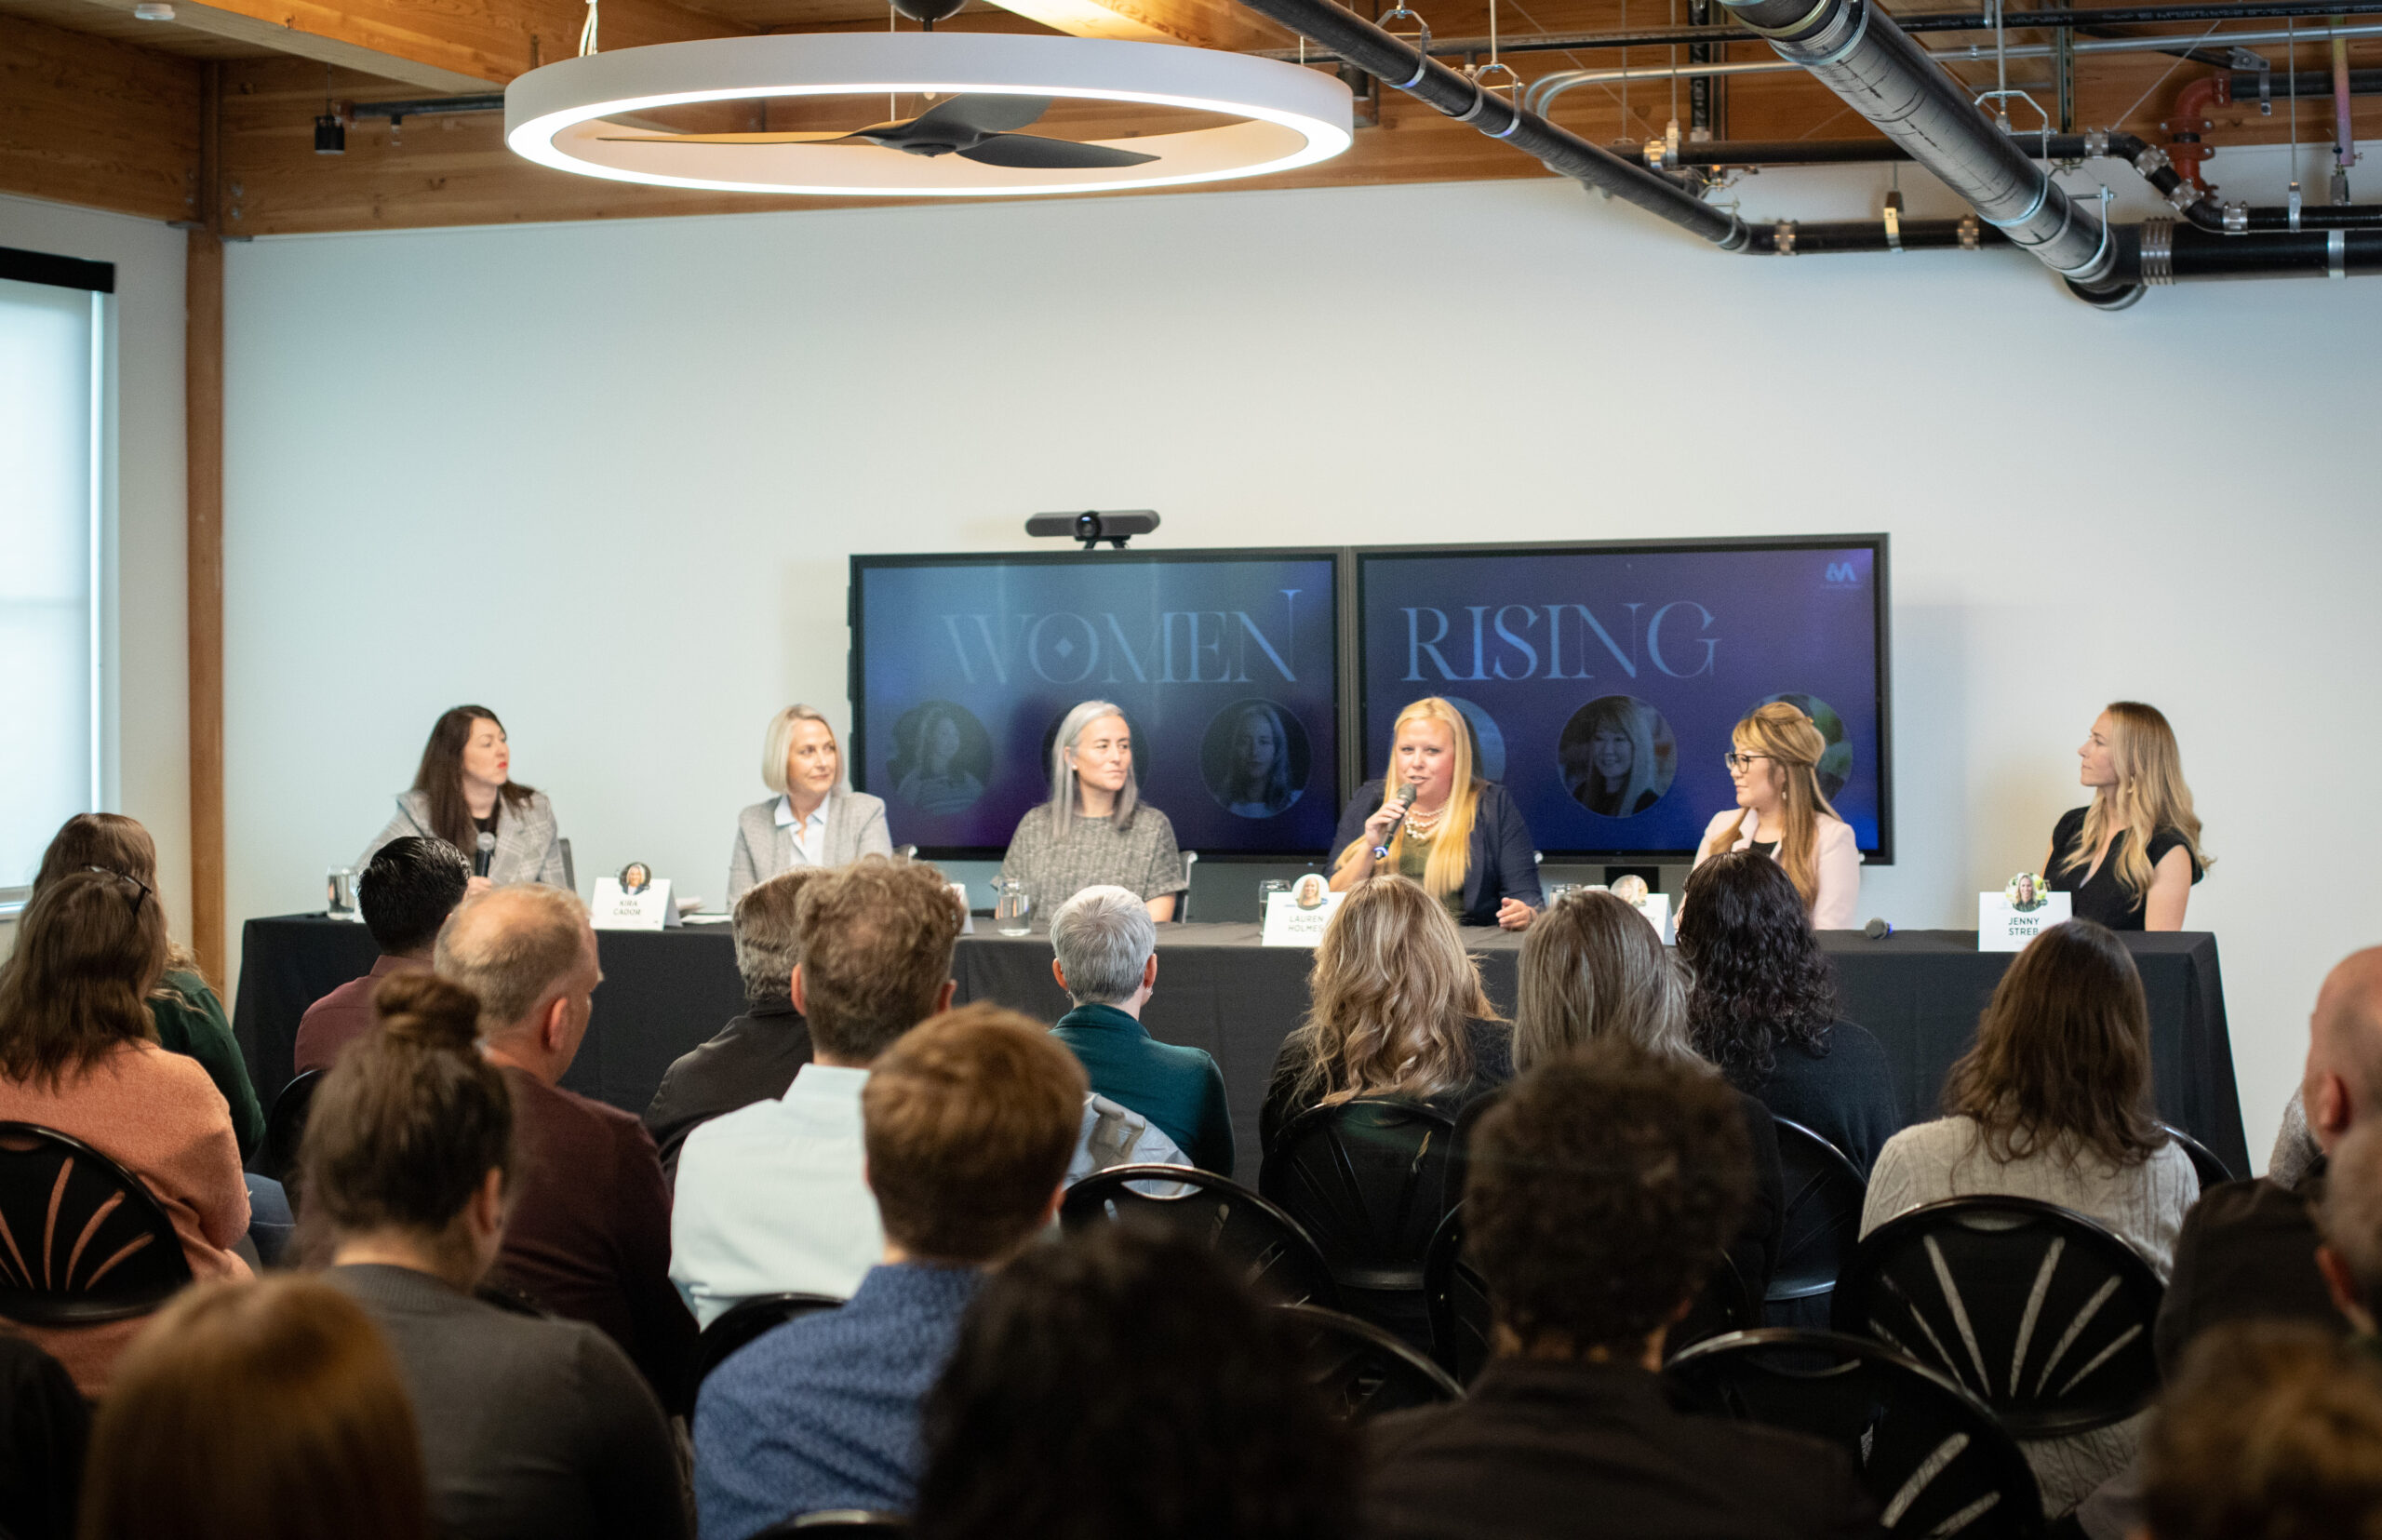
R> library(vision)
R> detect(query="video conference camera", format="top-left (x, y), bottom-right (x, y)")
top-left (1025, 510), bottom-right (1160, 551)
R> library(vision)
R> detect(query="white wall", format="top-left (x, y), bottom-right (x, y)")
top-left (221, 146), bottom-right (2382, 1167)
top-left (0, 193), bottom-right (189, 959)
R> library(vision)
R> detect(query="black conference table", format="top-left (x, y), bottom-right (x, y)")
top-left (231, 917), bottom-right (2248, 1180)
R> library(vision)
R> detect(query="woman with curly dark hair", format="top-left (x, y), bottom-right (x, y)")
top-left (1677, 851), bottom-right (1900, 1175)
top-left (914, 1224), bottom-right (1360, 1540)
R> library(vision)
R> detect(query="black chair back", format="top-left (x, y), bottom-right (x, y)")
top-left (256, 1069), bottom-right (324, 1188)
top-left (1061, 1165), bottom-right (1338, 1308)
top-left (1832, 1195), bottom-right (2164, 1438)
top-left (1276, 1302), bottom-right (1463, 1422)
top-left (1260, 1101), bottom-right (1457, 1339)
top-left (1667, 1329), bottom-right (2043, 1538)
top-left (752, 1514), bottom-right (909, 1536)
top-left (2159, 1123), bottom-right (2233, 1190)
top-left (695, 1292), bottom-right (845, 1386)
top-left (1770, 1118), bottom-right (1867, 1306)
top-left (0, 1123), bottom-right (192, 1326)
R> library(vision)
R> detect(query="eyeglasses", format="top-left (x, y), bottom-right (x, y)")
top-left (1722, 752), bottom-right (1772, 773)
top-left (84, 865), bottom-right (153, 916)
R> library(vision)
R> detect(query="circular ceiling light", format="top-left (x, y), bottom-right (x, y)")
top-left (504, 33), bottom-right (1354, 197)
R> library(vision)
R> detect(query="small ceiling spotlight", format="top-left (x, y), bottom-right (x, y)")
top-left (132, 3), bottom-right (175, 18)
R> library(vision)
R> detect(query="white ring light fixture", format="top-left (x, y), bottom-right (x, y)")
top-left (505, 33), bottom-right (1354, 197)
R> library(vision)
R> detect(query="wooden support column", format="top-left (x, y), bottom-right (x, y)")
top-left (187, 62), bottom-right (226, 984)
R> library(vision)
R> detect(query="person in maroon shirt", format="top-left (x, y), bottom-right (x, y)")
top-left (435, 884), bottom-right (699, 1416)
top-left (294, 837), bottom-right (471, 1075)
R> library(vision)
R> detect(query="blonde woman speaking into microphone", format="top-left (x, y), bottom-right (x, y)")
top-left (1330, 697), bottom-right (1543, 931)
top-left (1693, 701), bottom-right (1860, 931)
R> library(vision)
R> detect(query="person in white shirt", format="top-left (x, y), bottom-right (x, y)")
top-left (1694, 702), bottom-right (1861, 931)
top-left (726, 705), bottom-right (894, 905)
top-left (670, 858), bottom-right (963, 1327)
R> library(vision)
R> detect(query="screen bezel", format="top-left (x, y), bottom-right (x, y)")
top-left (849, 547), bottom-right (1349, 863)
top-left (1351, 533), bottom-right (1894, 864)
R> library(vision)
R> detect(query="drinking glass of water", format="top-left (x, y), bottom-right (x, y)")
top-left (993, 878), bottom-right (1033, 937)
top-left (327, 867), bottom-right (362, 922)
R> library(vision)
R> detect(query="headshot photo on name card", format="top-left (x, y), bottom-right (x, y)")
top-left (1292, 873), bottom-right (1329, 908)
top-left (1755, 692), bottom-right (1853, 802)
top-left (1558, 695), bottom-right (1678, 818)
top-left (619, 863), bottom-right (651, 894)
top-left (890, 700), bottom-right (992, 816)
top-left (1201, 699), bottom-right (1312, 819)
top-left (2006, 872), bottom-right (2047, 912)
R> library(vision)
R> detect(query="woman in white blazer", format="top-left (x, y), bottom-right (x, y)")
top-left (361, 705), bottom-right (568, 891)
top-left (1693, 702), bottom-right (1860, 931)
top-left (727, 705), bottom-right (893, 904)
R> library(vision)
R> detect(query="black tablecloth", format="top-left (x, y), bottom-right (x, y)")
top-left (232, 918), bottom-right (2246, 1180)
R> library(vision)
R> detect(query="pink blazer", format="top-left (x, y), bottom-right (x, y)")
top-left (1694, 808), bottom-right (1863, 931)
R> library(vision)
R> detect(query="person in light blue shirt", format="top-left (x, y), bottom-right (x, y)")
top-left (671, 860), bottom-right (964, 1328)
top-left (693, 1004), bottom-right (1087, 1538)
top-left (1046, 886), bottom-right (1236, 1177)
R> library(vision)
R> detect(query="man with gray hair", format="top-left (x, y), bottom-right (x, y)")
top-left (1048, 885), bottom-right (1234, 1175)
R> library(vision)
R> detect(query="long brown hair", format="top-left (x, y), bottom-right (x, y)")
top-left (1698, 703), bottom-right (1839, 909)
top-left (35, 813), bottom-right (205, 988)
top-left (2056, 701), bottom-right (2212, 901)
top-left (1514, 889), bottom-right (1693, 1073)
top-left (411, 705), bottom-right (537, 854)
top-left (0, 868), bottom-right (167, 1089)
top-left (1942, 919), bottom-right (2165, 1169)
top-left (1332, 698), bottom-right (1481, 902)
top-left (1283, 875), bottom-right (1496, 1111)
top-left (77, 1276), bottom-right (431, 1540)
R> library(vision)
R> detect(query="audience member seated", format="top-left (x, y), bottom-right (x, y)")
top-left (1516, 888), bottom-right (1785, 1302)
top-left (695, 1003), bottom-right (1084, 1537)
top-left (0, 1329), bottom-right (87, 1540)
top-left (673, 858), bottom-right (963, 1327)
top-left (1259, 875), bottom-right (1512, 1152)
top-left (1364, 1041), bottom-right (1874, 1539)
top-left (0, 870), bottom-right (249, 1395)
top-left (77, 1276), bottom-right (428, 1540)
top-left (1678, 851), bottom-right (1900, 1173)
top-left (913, 1224), bottom-right (1360, 1540)
top-left (2321, 1118), bottom-right (2382, 1337)
top-left (2138, 1322), bottom-right (2382, 1540)
top-left (1047, 885), bottom-right (1233, 1175)
top-left (1863, 918), bottom-right (2196, 1515)
top-left (436, 884), bottom-right (696, 1412)
top-left (644, 868), bottom-right (823, 1184)
top-left (35, 813), bottom-right (263, 1158)
top-left (296, 835), bottom-right (471, 1075)
top-left (309, 972), bottom-right (688, 1540)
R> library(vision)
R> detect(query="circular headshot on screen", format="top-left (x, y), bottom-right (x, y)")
top-left (1756, 691), bottom-right (1854, 803)
top-left (1200, 699), bottom-right (1312, 819)
top-left (1039, 706), bottom-right (1153, 797)
top-left (1558, 695), bottom-right (1678, 818)
top-left (1439, 696), bottom-right (1507, 783)
top-left (889, 701), bottom-right (992, 816)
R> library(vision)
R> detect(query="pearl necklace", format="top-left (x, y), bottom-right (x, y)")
top-left (1403, 799), bottom-right (1448, 837)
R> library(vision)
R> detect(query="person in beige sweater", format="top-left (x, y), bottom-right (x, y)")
top-left (0, 869), bottom-right (250, 1395)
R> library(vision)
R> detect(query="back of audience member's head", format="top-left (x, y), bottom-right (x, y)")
top-left (1677, 851), bottom-right (1838, 1083)
top-left (1942, 918), bottom-right (2162, 1169)
top-left (1468, 1039), bottom-right (1751, 1360)
top-left (914, 1225), bottom-right (1359, 1540)
top-left (1049, 886), bottom-right (1156, 1006)
top-left (733, 867), bottom-right (826, 1005)
top-left (301, 972), bottom-right (514, 1276)
top-left (795, 858), bottom-right (964, 1064)
top-left (2322, 1118), bottom-right (2382, 1332)
top-left (2141, 1321), bottom-right (2382, 1540)
top-left (433, 883), bottom-right (594, 1038)
top-left (78, 1275), bottom-right (430, 1540)
top-left (0, 868), bottom-right (167, 1090)
top-left (1514, 889), bottom-right (1693, 1073)
top-left (863, 1004), bottom-right (1085, 1265)
top-left (1291, 874), bottom-right (1495, 1108)
top-left (359, 837), bottom-right (472, 959)
top-left (2308, 948), bottom-right (2382, 1153)
top-left (33, 810), bottom-right (204, 985)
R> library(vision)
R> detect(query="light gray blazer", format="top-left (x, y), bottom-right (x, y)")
top-left (727, 791), bottom-right (894, 904)
top-left (361, 789), bottom-right (569, 889)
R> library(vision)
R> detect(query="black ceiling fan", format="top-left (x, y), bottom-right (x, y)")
top-left (598, 94), bottom-right (1160, 170)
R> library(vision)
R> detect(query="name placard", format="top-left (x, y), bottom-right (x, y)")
top-left (594, 877), bottom-right (674, 931)
top-left (1977, 890), bottom-right (2071, 952)
top-left (1262, 890), bottom-right (1346, 947)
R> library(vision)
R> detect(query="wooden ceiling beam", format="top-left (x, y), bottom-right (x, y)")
top-left (0, 9), bottom-right (201, 221)
top-left (975, 0), bottom-right (1288, 53)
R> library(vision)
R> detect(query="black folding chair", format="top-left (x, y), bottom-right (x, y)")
top-left (1260, 1100), bottom-right (1457, 1345)
top-left (1061, 1166), bottom-right (1338, 1308)
top-left (694, 1292), bottom-right (844, 1386)
top-left (1832, 1196), bottom-right (2165, 1438)
top-left (2159, 1123), bottom-right (2234, 1190)
top-left (1668, 1328), bottom-right (2045, 1538)
top-left (1276, 1302), bottom-right (1463, 1422)
top-left (255, 1069), bottom-right (324, 1188)
top-left (753, 1513), bottom-right (908, 1536)
top-left (0, 1123), bottom-right (192, 1325)
top-left (1769, 1118), bottom-right (1868, 1329)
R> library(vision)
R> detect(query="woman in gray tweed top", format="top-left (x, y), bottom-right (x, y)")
top-left (999, 701), bottom-right (1186, 923)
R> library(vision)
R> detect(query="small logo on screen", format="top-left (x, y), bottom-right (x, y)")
top-left (1823, 560), bottom-right (1863, 587)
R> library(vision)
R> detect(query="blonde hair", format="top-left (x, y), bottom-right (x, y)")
top-left (1334, 698), bottom-right (1480, 901)
top-left (1283, 875), bottom-right (1496, 1112)
top-left (1700, 703), bottom-right (1838, 909)
top-left (761, 705), bottom-right (841, 797)
top-left (1049, 700), bottom-right (1140, 838)
top-left (2057, 701), bottom-right (2211, 901)
top-left (1514, 889), bottom-right (1693, 1073)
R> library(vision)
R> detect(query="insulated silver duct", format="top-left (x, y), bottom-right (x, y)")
top-left (1719, 0), bottom-right (2121, 291)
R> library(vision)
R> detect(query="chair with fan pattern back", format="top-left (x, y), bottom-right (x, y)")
top-left (0, 1123), bottom-right (192, 1327)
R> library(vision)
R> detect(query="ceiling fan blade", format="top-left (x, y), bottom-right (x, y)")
top-left (957, 132), bottom-right (1159, 169)
top-left (905, 93), bottom-right (1053, 140)
top-left (592, 130), bottom-right (856, 145)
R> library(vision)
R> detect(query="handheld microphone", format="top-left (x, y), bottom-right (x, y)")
top-left (1863, 917), bottom-right (1894, 941)
top-left (475, 830), bottom-right (496, 878)
top-left (1372, 782), bottom-right (1421, 861)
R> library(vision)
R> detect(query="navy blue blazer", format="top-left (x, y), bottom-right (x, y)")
top-left (1332, 779), bottom-right (1544, 927)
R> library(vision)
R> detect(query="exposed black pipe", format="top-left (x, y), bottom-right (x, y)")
top-left (1750, 218), bottom-right (2010, 252)
top-left (2168, 223), bottom-right (2382, 276)
top-left (2226, 67), bottom-right (2382, 100)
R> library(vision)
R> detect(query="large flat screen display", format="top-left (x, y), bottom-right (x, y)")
top-left (1356, 539), bottom-right (1891, 860)
top-left (851, 552), bottom-right (1343, 857)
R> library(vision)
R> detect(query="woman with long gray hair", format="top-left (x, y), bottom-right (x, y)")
top-left (998, 701), bottom-right (1186, 922)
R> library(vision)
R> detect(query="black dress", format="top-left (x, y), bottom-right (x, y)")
top-left (2045, 807), bottom-right (2204, 931)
